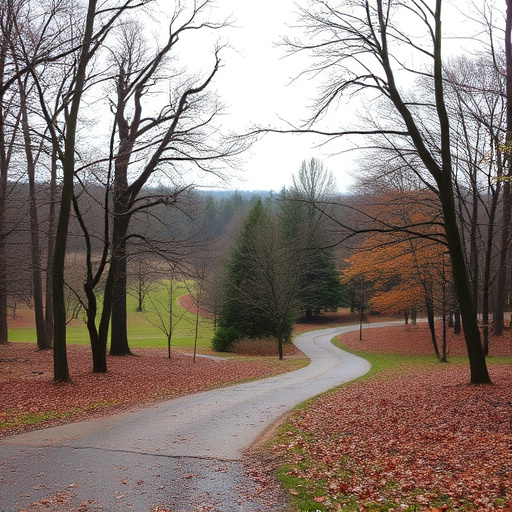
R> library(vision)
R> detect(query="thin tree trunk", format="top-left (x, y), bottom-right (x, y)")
top-left (482, 174), bottom-right (500, 354)
top-left (18, 75), bottom-right (49, 350)
top-left (136, 263), bottom-right (143, 312)
top-left (441, 314), bottom-right (447, 362)
top-left (45, 145), bottom-right (57, 345)
top-left (495, 0), bottom-right (512, 336)
top-left (0, 27), bottom-right (9, 345)
top-left (0, 132), bottom-right (7, 345)
top-left (52, 0), bottom-right (99, 382)
top-left (0, 182), bottom-right (7, 346)
top-left (426, 295), bottom-right (441, 361)
top-left (193, 291), bottom-right (200, 363)
top-left (168, 280), bottom-right (174, 359)
top-left (72, 189), bottom-right (109, 373)
top-left (494, 183), bottom-right (510, 336)
top-left (470, 181), bottom-right (479, 311)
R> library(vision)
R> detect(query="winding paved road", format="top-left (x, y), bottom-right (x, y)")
top-left (0, 322), bottom-right (394, 512)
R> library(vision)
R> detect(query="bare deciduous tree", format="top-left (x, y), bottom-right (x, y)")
top-left (30, 0), bottom-right (151, 381)
top-left (277, 0), bottom-right (491, 383)
top-left (101, 4), bottom-right (245, 358)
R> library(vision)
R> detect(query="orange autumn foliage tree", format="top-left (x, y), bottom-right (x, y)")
top-left (343, 189), bottom-right (453, 360)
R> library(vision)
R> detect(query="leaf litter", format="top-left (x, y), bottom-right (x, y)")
top-left (2, 322), bottom-right (511, 511)
top-left (250, 325), bottom-right (511, 511)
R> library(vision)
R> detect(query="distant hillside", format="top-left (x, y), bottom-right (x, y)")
top-left (198, 189), bottom-right (275, 200)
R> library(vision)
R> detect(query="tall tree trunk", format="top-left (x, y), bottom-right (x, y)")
top-left (482, 172), bottom-right (500, 354)
top-left (494, 185), bottom-right (510, 336)
top-left (110, 231), bottom-right (131, 355)
top-left (52, 172), bottom-right (72, 381)
top-left (0, 21), bottom-right (9, 345)
top-left (107, 132), bottom-right (133, 356)
top-left (496, 0), bottom-right (512, 336)
top-left (0, 121), bottom-right (7, 345)
top-left (432, 0), bottom-right (488, 383)
top-left (18, 75), bottom-right (49, 350)
top-left (98, 211), bottom-right (131, 356)
top-left (439, 183), bottom-right (490, 383)
top-left (470, 179), bottom-right (479, 311)
top-left (45, 145), bottom-right (57, 345)
top-left (52, 0), bottom-right (98, 382)
top-left (378, 0), bottom-right (490, 383)
top-left (0, 166), bottom-right (7, 346)
top-left (495, 0), bottom-right (512, 336)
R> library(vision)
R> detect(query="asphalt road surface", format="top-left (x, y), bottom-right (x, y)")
top-left (0, 322), bottom-right (394, 512)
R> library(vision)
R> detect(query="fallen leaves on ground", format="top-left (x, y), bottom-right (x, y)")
top-left (252, 325), bottom-right (511, 511)
top-left (0, 343), bottom-right (306, 437)
top-left (3, 318), bottom-right (512, 512)
top-left (340, 322), bottom-right (511, 358)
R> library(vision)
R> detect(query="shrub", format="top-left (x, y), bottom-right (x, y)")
top-left (211, 326), bottom-right (241, 352)
top-left (232, 337), bottom-right (298, 357)
top-left (231, 338), bottom-right (277, 356)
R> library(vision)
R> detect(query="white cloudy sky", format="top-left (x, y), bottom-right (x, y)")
top-left (160, 0), bottom-right (494, 193)
top-left (168, 0), bottom-right (355, 192)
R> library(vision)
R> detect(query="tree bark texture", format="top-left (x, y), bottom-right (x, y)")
top-left (0, 134), bottom-right (7, 345)
top-left (495, 0), bottom-right (512, 336)
top-left (45, 146), bottom-right (58, 345)
top-left (0, 9), bottom-right (10, 345)
top-left (18, 75), bottom-right (49, 350)
top-left (110, 226), bottom-right (131, 356)
top-left (52, 0), bottom-right (98, 382)
top-left (377, 0), bottom-right (490, 383)
top-left (425, 295), bottom-right (441, 361)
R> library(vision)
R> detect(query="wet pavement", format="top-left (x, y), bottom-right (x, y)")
top-left (0, 323), bottom-right (395, 511)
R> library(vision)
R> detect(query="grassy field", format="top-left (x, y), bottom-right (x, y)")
top-left (7, 281), bottom-right (215, 350)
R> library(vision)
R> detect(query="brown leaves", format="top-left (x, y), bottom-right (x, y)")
top-left (340, 323), bottom-right (511, 358)
top-left (270, 357), bottom-right (512, 510)
top-left (0, 343), bottom-right (304, 437)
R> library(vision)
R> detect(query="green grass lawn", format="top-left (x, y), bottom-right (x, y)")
top-left (8, 281), bottom-right (215, 350)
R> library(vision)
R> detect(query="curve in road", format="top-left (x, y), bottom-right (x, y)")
top-left (0, 322), bottom-right (396, 512)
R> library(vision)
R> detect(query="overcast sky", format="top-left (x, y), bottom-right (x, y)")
top-left (203, 0), bottom-right (340, 192)
top-left (160, 0), bottom-right (494, 193)
top-left (171, 0), bottom-right (355, 193)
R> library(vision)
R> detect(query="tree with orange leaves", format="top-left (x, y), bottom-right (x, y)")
top-left (343, 189), bottom-right (454, 361)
